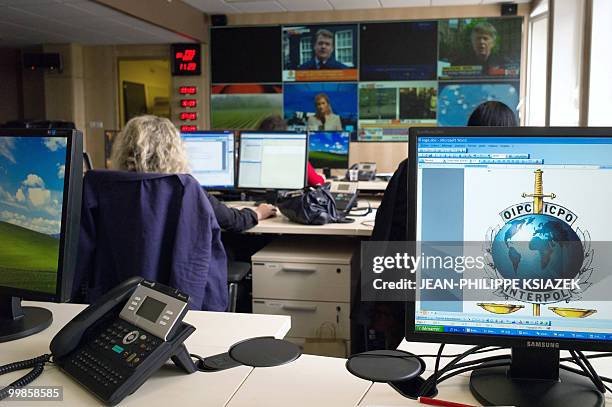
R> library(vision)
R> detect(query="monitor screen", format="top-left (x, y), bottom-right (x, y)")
top-left (182, 131), bottom-right (235, 189)
top-left (308, 131), bottom-right (349, 169)
top-left (211, 84), bottom-right (283, 131)
top-left (210, 27), bottom-right (282, 84)
top-left (359, 21), bottom-right (438, 81)
top-left (438, 17), bottom-right (522, 80)
top-left (411, 131), bottom-right (612, 346)
top-left (283, 24), bottom-right (358, 82)
top-left (437, 81), bottom-right (520, 126)
top-left (238, 132), bottom-right (307, 190)
top-left (0, 129), bottom-right (82, 300)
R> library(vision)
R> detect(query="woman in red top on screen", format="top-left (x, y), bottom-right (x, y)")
top-left (258, 115), bottom-right (325, 187)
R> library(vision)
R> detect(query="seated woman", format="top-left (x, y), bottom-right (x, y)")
top-left (258, 115), bottom-right (325, 187)
top-left (111, 115), bottom-right (276, 233)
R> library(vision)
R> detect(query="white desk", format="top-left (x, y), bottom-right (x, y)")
top-left (227, 354), bottom-right (371, 407)
top-left (226, 201), bottom-right (377, 236)
top-left (0, 302), bottom-right (290, 407)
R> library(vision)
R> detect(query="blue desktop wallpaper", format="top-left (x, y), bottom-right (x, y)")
top-left (437, 82), bottom-right (520, 126)
top-left (309, 131), bottom-right (349, 155)
top-left (0, 136), bottom-right (67, 236)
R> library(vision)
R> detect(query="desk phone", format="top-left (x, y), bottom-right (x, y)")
top-left (50, 278), bottom-right (196, 405)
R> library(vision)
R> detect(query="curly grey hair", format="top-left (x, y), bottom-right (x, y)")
top-left (111, 115), bottom-right (190, 173)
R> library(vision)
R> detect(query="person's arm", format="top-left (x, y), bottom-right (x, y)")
top-left (205, 192), bottom-right (276, 233)
top-left (205, 192), bottom-right (257, 233)
top-left (307, 162), bottom-right (325, 187)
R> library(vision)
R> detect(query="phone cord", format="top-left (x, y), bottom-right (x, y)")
top-left (0, 354), bottom-right (51, 400)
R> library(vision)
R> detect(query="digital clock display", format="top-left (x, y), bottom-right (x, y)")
top-left (180, 112), bottom-right (197, 121)
top-left (171, 44), bottom-right (201, 76)
top-left (178, 86), bottom-right (197, 95)
top-left (180, 99), bottom-right (197, 108)
top-left (180, 125), bottom-right (197, 132)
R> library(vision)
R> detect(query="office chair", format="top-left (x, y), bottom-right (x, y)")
top-left (74, 170), bottom-right (229, 311)
top-left (227, 260), bottom-right (251, 312)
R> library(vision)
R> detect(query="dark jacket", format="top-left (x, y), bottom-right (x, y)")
top-left (351, 159), bottom-right (409, 351)
top-left (298, 57), bottom-right (348, 70)
top-left (205, 192), bottom-right (258, 233)
top-left (74, 170), bottom-right (228, 311)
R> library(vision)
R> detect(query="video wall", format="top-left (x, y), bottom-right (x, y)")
top-left (210, 17), bottom-right (522, 142)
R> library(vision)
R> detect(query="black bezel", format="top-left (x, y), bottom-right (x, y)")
top-left (406, 126), bottom-right (612, 352)
top-left (0, 128), bottom-right (82, 302)
top-left (236, 131), bottom-right (308, 190)
top-left (180, 130), bottom-right (236, 189)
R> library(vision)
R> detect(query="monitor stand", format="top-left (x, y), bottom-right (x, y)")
top-left (0, 296), bottom-right (52, 343)
top-left (470, 347), bottom-right (604, 407)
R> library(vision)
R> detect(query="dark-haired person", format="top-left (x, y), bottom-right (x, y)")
top-left (467, 101), bottom-right (518, 127)
top-left (298, 29), bottom-right (348, 70)
top-left (351, 98), bottom-right (518, 352)
top-left (258, 115), bottom-right (325, 187)
top-left (307, 93), bottom-right (342, 132)
top-left (112, 115), bottom-right (276, 233)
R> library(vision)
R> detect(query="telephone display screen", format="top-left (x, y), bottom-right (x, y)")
top-left (136, 297), bottom-right (166, 323)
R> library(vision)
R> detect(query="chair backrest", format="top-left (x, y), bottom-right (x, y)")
top-left (74, 170), bottom-right (228, 311)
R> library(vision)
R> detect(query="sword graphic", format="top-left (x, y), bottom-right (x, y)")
top-left (522, 169), bottom-right (556, 316)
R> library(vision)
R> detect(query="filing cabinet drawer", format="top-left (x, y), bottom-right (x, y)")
top-left (252, 299), bottom-right (350, 339)
top-left (252, 262), bottom-right (350, 302)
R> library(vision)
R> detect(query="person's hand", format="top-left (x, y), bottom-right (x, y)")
top-left (254, 203), bottom-right (277, 220)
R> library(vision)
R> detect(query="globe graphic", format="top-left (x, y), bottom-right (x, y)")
top-left (491, 214), bottom-right (584, 285)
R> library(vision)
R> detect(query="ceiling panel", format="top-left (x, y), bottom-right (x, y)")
top-left (329, 0), bottom-right (382, 9)
top-left (228, 1), bottom-right (286, 13)
top-left (380, 0), bottom-right (430, 7)
top-left (182, 0), bottom-right (240, 14)
top-left (277, 0), bottom-right (333, 12)
top-left (0, 0), bottom-right (195, 46)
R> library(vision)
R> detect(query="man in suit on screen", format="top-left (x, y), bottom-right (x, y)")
top-left (298, 29), bottom-right (348, 70)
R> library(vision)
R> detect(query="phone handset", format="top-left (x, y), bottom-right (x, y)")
top-left (50, 276), bottom-right (143, 360)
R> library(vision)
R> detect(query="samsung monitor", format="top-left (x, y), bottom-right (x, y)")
top-left (0, 128), bottom-right (83, 342)
top-left (237, 131), bottom-right (307, 190)
top-left (308, 131), bottom-right (349, 169)
top-left (407, 127), bottom-right (612, 407)
top-left (181, 131), bottom-right (235, 189)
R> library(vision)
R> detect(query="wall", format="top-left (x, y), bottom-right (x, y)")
top-left (225, 4), bottom-right (531, 173)
top-left (0, 49), bottom-right (21, 124)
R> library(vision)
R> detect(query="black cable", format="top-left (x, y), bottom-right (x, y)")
top-left (437, 361), bottom-right (511, 385)
top-left (0, 354), bottom-right (51, 401)
top-left (348, 201), bottom-right (372, 217)
top-left (416, 346), bottom-right (505, 359)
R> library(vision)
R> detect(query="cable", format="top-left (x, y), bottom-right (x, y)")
top-left (349, 201), bottom-right (372, 217)
top-left (0, 354), bottom-right (51, 401)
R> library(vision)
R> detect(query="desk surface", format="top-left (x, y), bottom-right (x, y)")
top-left (226, 201), bottom-right (377, 236)
top-left (0, 302), bottom-right (290, 407)
top-left (358, 180), bottom-right (388, 191)
top-left (359, 340), bottom-right (612, 406)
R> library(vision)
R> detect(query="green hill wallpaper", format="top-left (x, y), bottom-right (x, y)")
top-left (0, 220), bottom-right (59, 294)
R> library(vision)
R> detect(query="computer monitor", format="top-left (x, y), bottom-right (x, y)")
top-left (0, 128), bottom-right (83, 342)
top-left (308, 131), bottom-right (349, 170)
top-left (407, 127), bottom-right (612, 407)
top-left (237, 131), bottom-right (307, 190)
top-left (181, 131), bottom-right (235, 189)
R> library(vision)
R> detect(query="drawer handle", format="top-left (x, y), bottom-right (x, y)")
top-left (281, 267), bottom-right (317, 273)
top-left (282, 305), bottom-right (318, 312)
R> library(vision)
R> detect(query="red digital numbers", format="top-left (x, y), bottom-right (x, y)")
top-left (180, 112), bottom-right (197, 121)
top-left (178, 86), bottom-right (197, 95)
top-left (180, 99), bottom-right (197, 108)
top-left (172, 44), bottom-right (201, 76)
top-left (180, 125), bottom-right (197, 132)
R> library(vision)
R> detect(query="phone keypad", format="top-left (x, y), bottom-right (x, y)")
top-left (70, 350), bottom-right (123, 388)
top-left (91, 321), bottom-right (161, 368)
